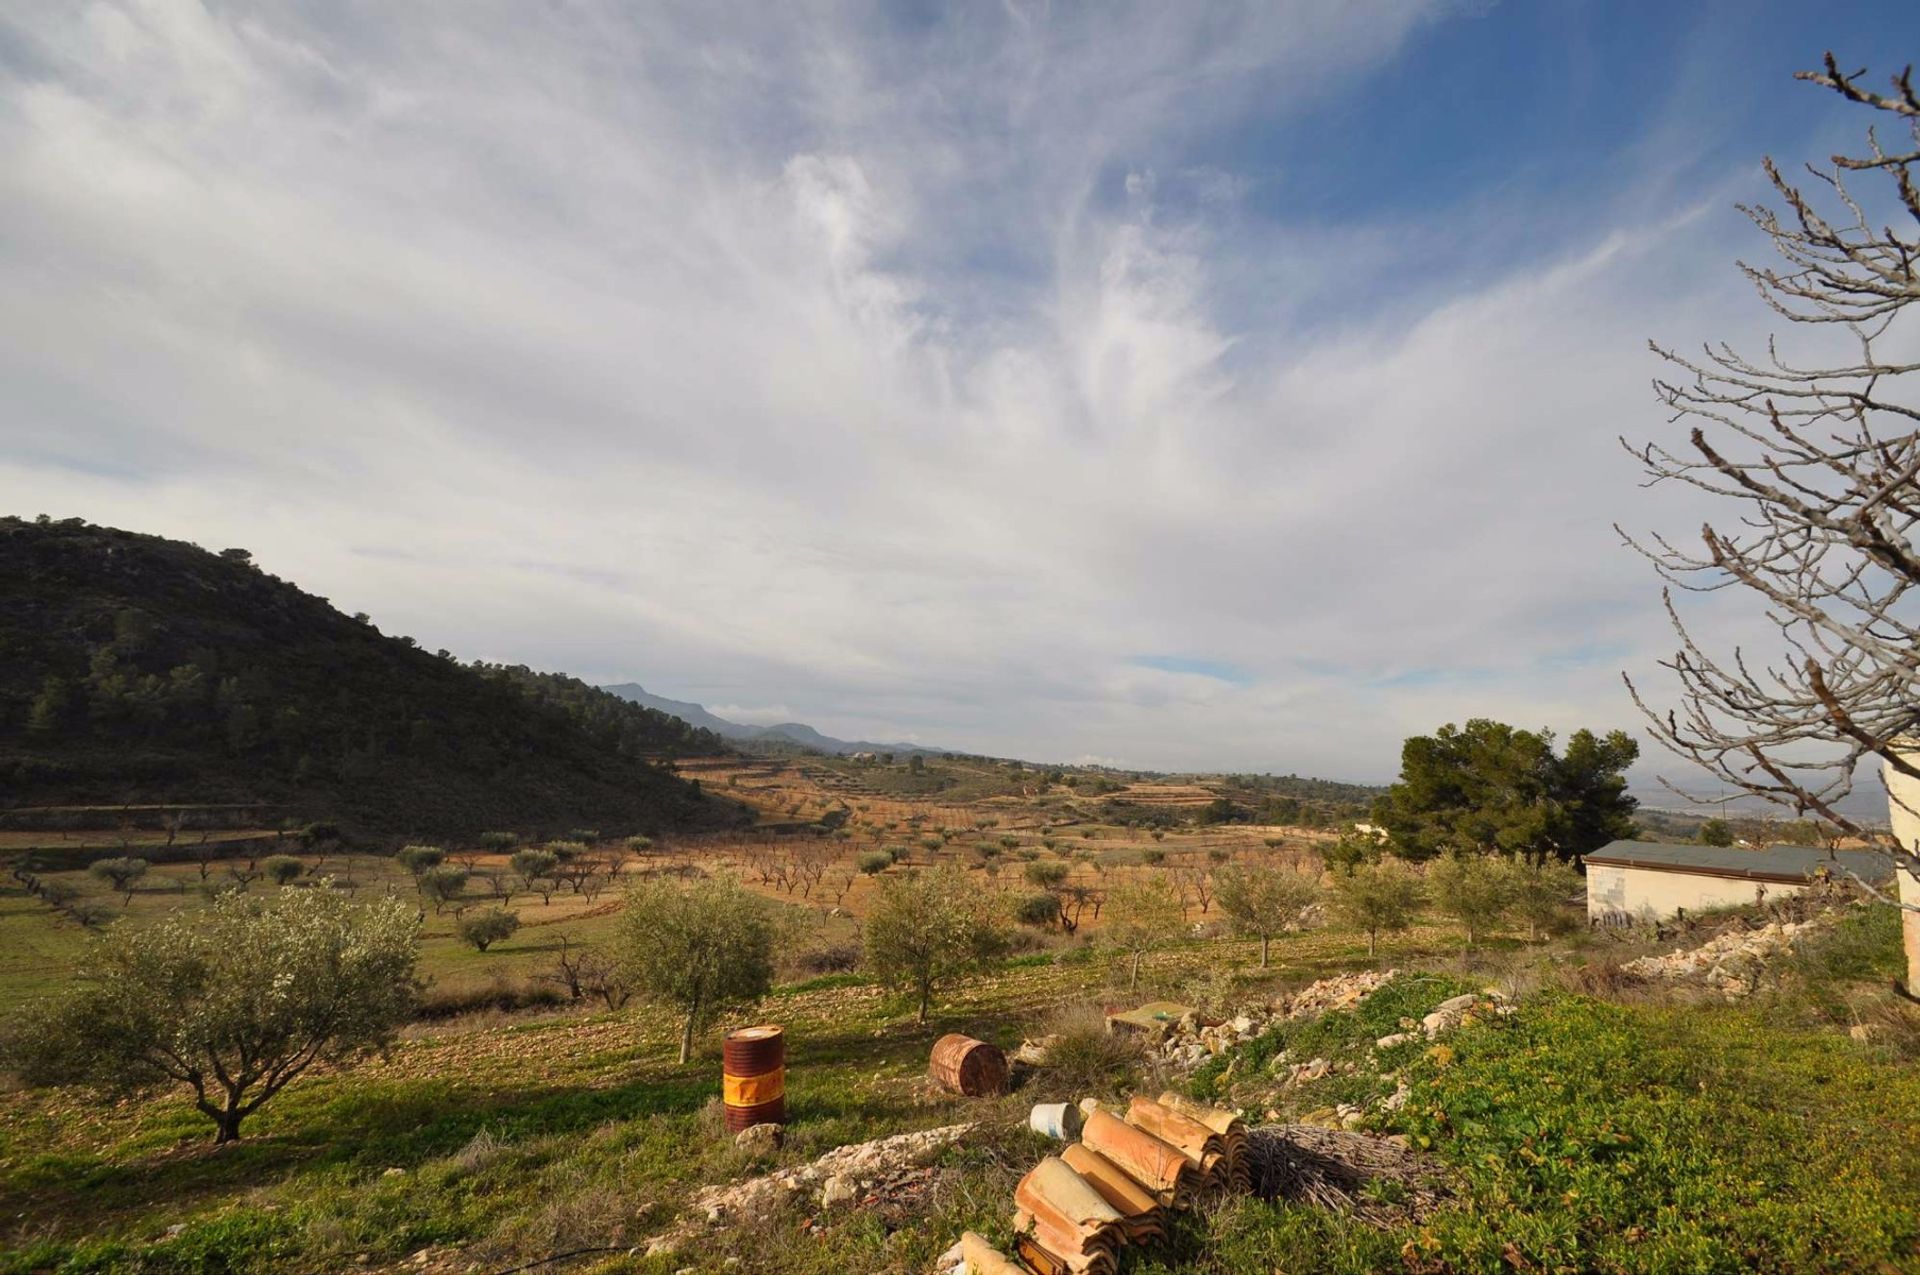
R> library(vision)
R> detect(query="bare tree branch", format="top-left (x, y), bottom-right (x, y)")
top-left (1626, 55), bottom-right (1920, 909)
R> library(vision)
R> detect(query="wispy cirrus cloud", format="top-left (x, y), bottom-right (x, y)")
top-left (1, 0), bottom-right (1911, 784)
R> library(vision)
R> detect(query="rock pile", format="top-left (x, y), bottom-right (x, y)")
top-left (645, 1121), bottom-right (974, 1256)
top-left (1151, 970), bottom-right (1398, 1069)
top-left (1621, 917), bottom-right (1826, 997)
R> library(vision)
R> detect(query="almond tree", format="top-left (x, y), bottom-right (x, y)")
top-left (1104, 875), bottom-right (1185, 990)
top-left (1622, 56), bottom-right (1920, 981)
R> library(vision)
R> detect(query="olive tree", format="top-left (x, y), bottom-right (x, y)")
top-left (396, 845), bottom-right (444, 884)
top-left (1506, 859), bottom-right (1584, 942)
top-left (1328, 860), bottom-right (1422, 957)
top-left (863, 867), bottom-right (1002, 1022)
top-left (263, 855), bottom-right (304, 886)
top-left (4, 886), bottom-right (418, 1142)
top-left (419, 865), bottom-right (469, 914)
top-left (619, 876), bottom-right (774, 1063)
top-left (457, 907), bottom-right (521, 952)
top-left (89, 856), bottom-right (148, 905)
top-left (1427, 855), bottom-right (1513, 948)
top-left (510, 848), bottom-right (560, 903)
top-left (1215, 863), bottom-right (1321, 967)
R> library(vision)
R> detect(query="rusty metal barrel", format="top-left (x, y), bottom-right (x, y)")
top-left (928, 1033), bottom-right (1008, 1096)
top-left (722, 1024), bottom-right (786, 1132)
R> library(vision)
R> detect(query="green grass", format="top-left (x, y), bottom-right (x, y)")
top-left (1395, 993), bottom-right (1920, 1273)
top-left (6, 902), bottom-right (1917, 1273)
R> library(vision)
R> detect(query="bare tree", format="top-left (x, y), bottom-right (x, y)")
top-left (1622, 56), bottom-right (1920, 980)
top-left (549, 933), bottom-right (589, 1002)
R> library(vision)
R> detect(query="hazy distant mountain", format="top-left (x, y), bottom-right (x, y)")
top-left (601, 683), bottom-right (946, 757)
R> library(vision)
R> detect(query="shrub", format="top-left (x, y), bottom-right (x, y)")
top-left (416, 974), bottom-right (564, 1019)
top-left (793, 942), bottom-right (862, 975)
top-left (1030, 1004), bottom-right (1143, 1099)
top-left (478, 831), bottom-right (519, 853)
top-left (856, 850), bottom-right (893, 875)
top-left (458, 907), bottom-right (521, 952)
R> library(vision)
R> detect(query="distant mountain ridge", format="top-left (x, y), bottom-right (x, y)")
top-left (601, 683), bottom-right (946, 757)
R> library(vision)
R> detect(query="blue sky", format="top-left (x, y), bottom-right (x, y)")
top-left (2, 1), bottom-right (1917, 785)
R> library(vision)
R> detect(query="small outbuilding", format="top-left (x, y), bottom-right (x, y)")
top-left (1582, 840), bottom-right (1894, 925)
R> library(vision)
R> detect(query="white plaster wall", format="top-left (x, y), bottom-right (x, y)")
top-left (1883, 751), bottom-right (1920, 988)
top-left (1587, 865), bottom-right (1804, 923)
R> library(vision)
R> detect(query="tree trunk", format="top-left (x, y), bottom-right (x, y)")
top-left (1259, 935), bottom-right (1270, 968)
top-left (1367, 929), bottom-right (1377, 958)
top-left (917, 982), bottom-right (930, 1024)
top-left (678, 1014), bottom-right (696, 1065)
top-left (1129, 950), bottom-right (1141, 990)
top-left (213, 1103), bottom-right (244, 1143)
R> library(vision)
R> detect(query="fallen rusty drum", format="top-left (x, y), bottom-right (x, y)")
top-left (929, 1033), bottom-right (1009, 1096)
top-left (722, 1024), bottom-right (786, 1133)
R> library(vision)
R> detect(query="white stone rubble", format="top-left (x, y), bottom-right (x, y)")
top-left (646, 1122), bottom-right (974, 1257)
top-left (1620, 917), bottom-right (1828, 998)
top-left (1149, 970), bottom-right (1398, 1069)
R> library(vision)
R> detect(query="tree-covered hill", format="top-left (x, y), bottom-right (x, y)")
top-left (0, 516), bottom-right (745, 840)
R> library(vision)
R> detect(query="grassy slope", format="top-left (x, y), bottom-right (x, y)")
top-left (0, 854), bottom-right (647, 1011)
top-left (4, 910), bottom-right (1918, 1274)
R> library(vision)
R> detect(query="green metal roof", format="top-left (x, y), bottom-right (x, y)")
top-left (1582, 840), bottom-right (1894, 884)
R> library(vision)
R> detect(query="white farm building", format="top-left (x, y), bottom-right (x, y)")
top-left (1582, 840), bottom-right (1894, 925)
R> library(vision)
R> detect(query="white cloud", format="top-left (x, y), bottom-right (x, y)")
top-left (0, 1), bottom-right (1815, 785)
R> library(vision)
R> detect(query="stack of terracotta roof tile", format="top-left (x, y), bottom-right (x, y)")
top-left (1156, 1090), bottom-right (1251, 1194)
top-left (1079, 1108), bottom-right (1204, 1208)
top-left (942, 1094), bottom-right (1250, 1275)
top-left (1011, 1157), bottom-right (1125, 1275)
top-left (1122, 1096), bottom-right (1235, 1194)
